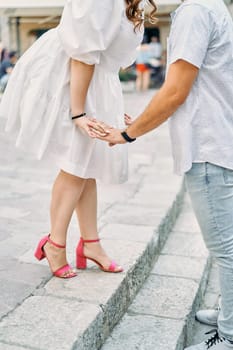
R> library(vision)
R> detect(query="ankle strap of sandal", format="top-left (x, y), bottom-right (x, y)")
top-left (48, 235), bottom-right (66, 249)
top-left (81, 238), bottom-right (100, 243)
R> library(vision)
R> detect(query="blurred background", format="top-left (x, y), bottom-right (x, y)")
top-left (0, 0), bottom-right (232, 92)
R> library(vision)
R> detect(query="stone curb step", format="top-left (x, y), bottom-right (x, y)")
top-left (0, 180), bottom-right (185, 350)
top-left (73, 182), bottom-right (186, 350)
top-left (101, 194), bottom-right (211, 350)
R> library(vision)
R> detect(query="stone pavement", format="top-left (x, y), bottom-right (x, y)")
top-left (0, 89), bottom-right (212, 350)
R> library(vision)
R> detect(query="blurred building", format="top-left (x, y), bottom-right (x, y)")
top-left (145, 0), bottom-right (233, 48)
top-left (145, 0), bottom-right (181, 49)
top-left (0, 0), bottom-right (65, 53)
top-left (0, 0), bottom-right (232, 54)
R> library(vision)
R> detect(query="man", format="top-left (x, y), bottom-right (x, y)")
top-left (90, 0), bottom-right (233, 349)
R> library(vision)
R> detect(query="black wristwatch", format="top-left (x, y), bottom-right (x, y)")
top-left (121, 131), bottom-right (136, 143)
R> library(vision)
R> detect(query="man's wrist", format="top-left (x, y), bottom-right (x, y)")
top-left (121, 130), bottom-right (136, 143)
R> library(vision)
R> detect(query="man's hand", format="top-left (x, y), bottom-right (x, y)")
top-left (92, 127), bottom-right (127, 147)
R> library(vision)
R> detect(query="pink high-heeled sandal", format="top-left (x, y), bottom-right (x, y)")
top-left (76, 238), bottom-right (123, 273)
top-left (34, 235), bottom-right (77, 279)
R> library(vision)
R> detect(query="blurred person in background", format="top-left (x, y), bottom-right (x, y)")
top-left (148, 36), bottom-right (164, 88)
top-left (149, 35), bottom-right (162, 59)
top-left (0, 42), bottom-right (7, 63)
top-left (0, 51), bottom-right (18, 92)
top-left (135, 38), bottom-right (152, 91)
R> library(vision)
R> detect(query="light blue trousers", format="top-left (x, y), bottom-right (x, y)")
top-left (185, 162), bottom-right (233, 341)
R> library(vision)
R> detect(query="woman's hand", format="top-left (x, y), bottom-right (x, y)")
top-left (124, 113), bottom-right (133, 126)
top-left (88, 119), bottom-right (129, 146)
top-left (74, 116), bottom-right (111, 138)
top-left (74, 116), bottom-right (95, 137)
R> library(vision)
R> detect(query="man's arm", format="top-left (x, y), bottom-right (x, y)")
top-left (126, 59), bottom-right (199, 139)
top-left (93, 59), bottom-right (199, 144)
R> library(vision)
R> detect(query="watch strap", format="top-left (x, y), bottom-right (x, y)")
top-left (121, 131), bottom-right (136, 143)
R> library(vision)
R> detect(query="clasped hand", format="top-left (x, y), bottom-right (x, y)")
top-left (74, 116), bottom-right (111, 138)
top-left (75, 114), bottom-right (132, 146)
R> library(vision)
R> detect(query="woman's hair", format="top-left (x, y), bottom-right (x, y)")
top-left (125, 0), bottom-right (157, 31)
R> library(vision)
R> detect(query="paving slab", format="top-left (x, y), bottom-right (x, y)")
top-left (128, 274), bottom-right (199, 319)
top-left (173, 208), bottom-right (201, 234)
top-left (0, 304), bottom-right (11, 322)
top-left (0, 296), bottom-right (100, 350)
top-left (0, 258), bottom-right (47, 284)
top-left (102, 314), bottom-right (184, 350)
top-left (0, 279), bottom-right (36, 319)
top-left (44, 269), bottom-right (125, 304)
top-left (100, 223), bottom-right (155, 242)
top-left (163, 231), bottom-right (208, 258)
top-left (152, 255), bottom-right (207, 280)
top-left (0, 344), bottom-right (28, 350)
top-left (102, 203), bottom-right (167, 226)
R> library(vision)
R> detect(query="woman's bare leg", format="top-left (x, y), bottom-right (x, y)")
top-left (75, 179), bottom-right (122, 270)
top-left (44, 170), bottom-right (86, 274)
top-left (76, 179), bottom-right (98, 239)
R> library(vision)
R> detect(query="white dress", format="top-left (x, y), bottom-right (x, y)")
top-left (0, 0), bottom-right (143, 184)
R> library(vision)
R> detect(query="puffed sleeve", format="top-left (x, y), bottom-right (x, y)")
top-left (57, 0), bottom-right (123, 65)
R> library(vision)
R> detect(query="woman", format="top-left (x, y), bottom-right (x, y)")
top-left (0, 0), bottom-right (156, 278)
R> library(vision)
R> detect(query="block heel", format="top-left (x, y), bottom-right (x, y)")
top-left (76, 238), bottom-right (123, 273)
top-left (34, 234), bottom-right (77, 279)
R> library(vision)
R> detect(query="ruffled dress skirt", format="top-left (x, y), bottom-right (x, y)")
top-left (0, 29), bottom-right (128, 184)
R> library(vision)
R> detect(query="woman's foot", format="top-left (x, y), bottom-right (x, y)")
top-left (43, 242), bottom-right (76, 278)
top-left (76, 238), bottom-right (123, 272)
top-left (84, 241), bottom-right (123, 271)
top-left (34, 235), bottom-right (76, 278)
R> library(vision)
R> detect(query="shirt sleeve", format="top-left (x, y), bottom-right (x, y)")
top-left (169, 4), bottom-right (216, 68)
top-left (57, 0), bottom-right (123, 65)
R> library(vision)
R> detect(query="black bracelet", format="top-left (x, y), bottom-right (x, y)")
top-left (121, 131), bottom-right (136, 143)
top-left (72, 113), bottom-right (86, 120)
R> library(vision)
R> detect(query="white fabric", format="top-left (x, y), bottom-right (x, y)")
top-left (0, 0), bottom-right (143, 184)
top-left (167, 0), bottom-right (233, 175)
